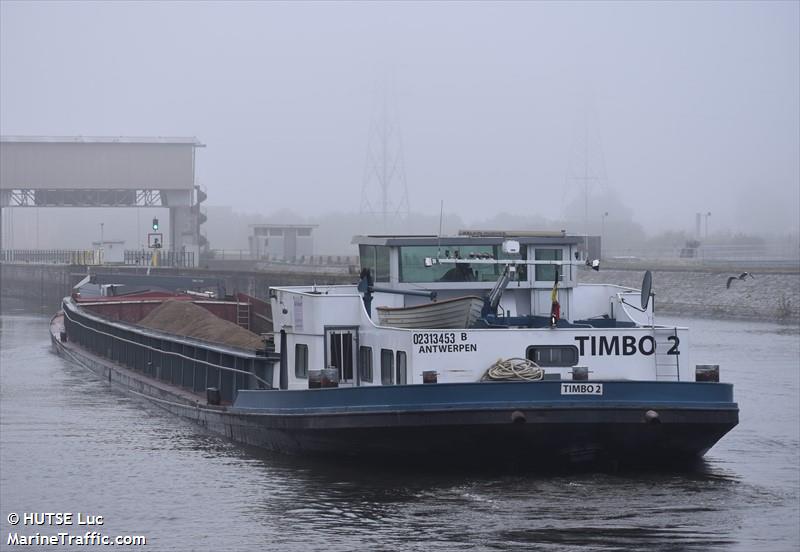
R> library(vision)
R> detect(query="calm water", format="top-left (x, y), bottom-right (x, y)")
top-left (1, 313), bottom-right (798, 551)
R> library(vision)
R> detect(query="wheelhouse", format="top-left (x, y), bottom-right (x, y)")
top-left (269, 232), bottom-right (688, 391)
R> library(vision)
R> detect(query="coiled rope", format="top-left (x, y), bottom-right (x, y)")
top-left (482, 357), bottom-right (544, 381)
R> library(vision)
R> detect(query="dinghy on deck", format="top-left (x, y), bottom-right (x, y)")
top-left (376, 295), bottom-right (483, 329)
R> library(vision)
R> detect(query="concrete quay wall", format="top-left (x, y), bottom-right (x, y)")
top-left (0, 263), bottom-right (81, 311)
top-left (2, 262), bottom-right (798, 323)
top-left (0, 263), bottom-right (354, 313)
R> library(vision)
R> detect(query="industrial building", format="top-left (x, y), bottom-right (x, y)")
top-left (0, 136), bottom-right (206, 265)
top-left (248, 224), bottom-right (317, 261)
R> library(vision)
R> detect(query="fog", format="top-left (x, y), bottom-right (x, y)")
top-left (1, 1), bottom-right (798, 252)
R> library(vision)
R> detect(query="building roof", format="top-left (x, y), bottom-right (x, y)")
top-left (249, 224), bottom-right (319, 229)
top-left (352, 233), bottom-right (582, 247)
top-left (1, 135), bottom-right (205, 146)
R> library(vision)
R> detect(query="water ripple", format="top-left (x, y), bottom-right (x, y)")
top-left (1, 314), bottom-right (798, 551)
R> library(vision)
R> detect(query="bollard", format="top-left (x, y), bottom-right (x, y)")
top-left (422, 371), bottom-right (438, 384)
top-left (320, 368), bottom-right (339, 388)
top-left (572, 366), bottom-right (589, 380)
top-left (206, 387), bottom-right (221, 405)
top-left (695, 364), bottom-right (720, 382)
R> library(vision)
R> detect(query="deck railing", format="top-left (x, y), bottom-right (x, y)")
top-left (0, 249), bottom-right (102, 264)
top-left (123, 250), bottom-right (195, 268)
top-left (1, 249), bottom-right (195, 267)
top-left (205, 249), bottom-right (358, 265)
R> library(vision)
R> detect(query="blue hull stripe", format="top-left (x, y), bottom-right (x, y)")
top-left (232, 381), bottom-right (736, 415)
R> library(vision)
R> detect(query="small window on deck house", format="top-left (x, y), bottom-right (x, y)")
top-left (381, 349), bottom-right (394, 385)
top-left (295, 344), bottom-right (309, 378)
top-left (526, 345), bottom-right (578, 367)
top-left (359, 346), bottom-right (373, 383)
top-left (396, 351), bottom-right (407, 384)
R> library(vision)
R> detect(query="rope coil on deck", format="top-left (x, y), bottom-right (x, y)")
top-left (482, 358), bottom-right (544, 382)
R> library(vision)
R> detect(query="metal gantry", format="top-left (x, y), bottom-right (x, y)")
top-left (6, 189), bottom-right (163, 207)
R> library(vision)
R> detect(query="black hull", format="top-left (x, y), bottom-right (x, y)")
top-left (220, 410), bottom-right (736, 467)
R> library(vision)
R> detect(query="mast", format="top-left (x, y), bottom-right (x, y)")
top-left (564, 97), bottom-right (609, 257)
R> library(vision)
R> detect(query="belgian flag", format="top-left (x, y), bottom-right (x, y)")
top-left (550, 268), bottom-right (560, 326)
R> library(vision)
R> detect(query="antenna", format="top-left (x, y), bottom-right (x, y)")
top-left (619, 270), bottom-right (655, 326)
top-left (640, 270), bottom-right (652, 310)
top-left (562, 95), bottom-right (610, 248)
top-left (437, 200), bottom-right (444, 258)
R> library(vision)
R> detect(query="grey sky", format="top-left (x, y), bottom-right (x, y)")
top-left (2, 1), bottom-right (798, 236)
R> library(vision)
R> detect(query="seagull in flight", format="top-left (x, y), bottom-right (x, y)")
top-left (726, 272), bottom-right (755, 289)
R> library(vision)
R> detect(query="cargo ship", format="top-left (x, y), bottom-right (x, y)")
top-left (51, 231), bottom-right (738, 467)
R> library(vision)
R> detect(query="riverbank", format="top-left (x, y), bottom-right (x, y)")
top-left (582, 267), bottom-right (800, 323)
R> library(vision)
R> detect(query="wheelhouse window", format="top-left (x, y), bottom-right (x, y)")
top-left (535, 249), bottom-right (563, 281)
top-left (381, 349), bottom-right (394, 385)
top-left (359, 245), bottom-right (390, 282)
top-left (359, 346), bottom-right (373, 383)
top-left (295, 343), bottom-right (309, 378)
top-left (399, 245), bottom-right (526, 283)
top-left (396, 351), bottom-right (407, 385)
top-left (526, 345), bottom-right (578, 367)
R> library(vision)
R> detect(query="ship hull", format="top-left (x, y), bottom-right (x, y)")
top-left (51, 314), bottom-right (738, 468)
top-left (221, 408), bottom-right (736, 467)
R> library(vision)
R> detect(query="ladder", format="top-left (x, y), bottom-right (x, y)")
top-left (236, 302), bottom-right (251, 330)
top-left (653, 326), bottom-right (680, 381)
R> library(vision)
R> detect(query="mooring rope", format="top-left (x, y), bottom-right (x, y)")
top-left (482, 357), bottom-right (544, 381)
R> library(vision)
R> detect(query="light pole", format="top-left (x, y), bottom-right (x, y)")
top-left (601, 211), bottom-right (609, 259)
top-left (99, 222), bottom-right (105, 265)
